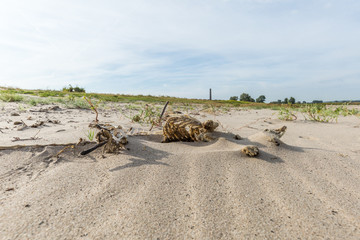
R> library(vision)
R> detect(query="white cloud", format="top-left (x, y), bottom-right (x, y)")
top-left (0, 0), bottom-right (359, 101)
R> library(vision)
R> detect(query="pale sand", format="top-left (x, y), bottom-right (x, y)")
top-left (0, 102), bottom-right (359, 239)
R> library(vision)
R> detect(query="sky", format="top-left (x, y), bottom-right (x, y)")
top-left (0, 0), bottom-right (359, 102)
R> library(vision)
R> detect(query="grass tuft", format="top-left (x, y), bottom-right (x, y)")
top-left (0, 93), bottom-right (23, 102)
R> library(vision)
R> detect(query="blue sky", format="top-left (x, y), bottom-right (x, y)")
top-left (0, 0), bottom-right (359, 102)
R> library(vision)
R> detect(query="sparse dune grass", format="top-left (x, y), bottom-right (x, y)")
top-left (1, 87), bottom-right (359, 118)
top-left (277, 103), bottom-right (360, 122)
top-left (0, 87), bottom-right (268, 108)
top-left (0, 92), bottom-right (24, 102)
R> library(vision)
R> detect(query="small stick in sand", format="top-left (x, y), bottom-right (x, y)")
top-left (33, 129), bottom-right (41, 138)
top-left (0, 142), bottom-right (91, 151)
top-left (80, 141), bottom-right (107, 155)
top-left (54, 138), bottom-right (86, 158)
top-left (55, 145), bottom-right (74, 158)
top-left (149, 101), bottom-right (169, 131)
top-left (11, 130), bottom-right (42, 142)
top-left (83, 96), bottom-right (99, 123)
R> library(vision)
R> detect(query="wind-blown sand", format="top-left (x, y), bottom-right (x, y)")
top-left (0, 102), bottom-right (359, 239)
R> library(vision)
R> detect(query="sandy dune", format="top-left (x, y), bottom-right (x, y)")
top-left (1, 102), bottom-right (359, 239)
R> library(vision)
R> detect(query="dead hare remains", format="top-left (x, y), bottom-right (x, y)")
top-left (162, 115), bottom-right (260, 157)
top-left (87, 123), bottom-right (128, 154)
top-left (162, 115), bottom-right (219, 143)
top-left (161, 115), bottom-right (288, 158)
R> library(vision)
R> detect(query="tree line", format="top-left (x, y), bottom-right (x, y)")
top-left (229, 93), bottom-right (266, 103)
top-left (270, 98), bottom-right (323, 104)
top-left (229, 93), bottom-right (311, 104)
top-left (62, 84), bottom-right (85, 93)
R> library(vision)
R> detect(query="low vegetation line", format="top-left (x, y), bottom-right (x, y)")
top-left (0, 87), bottom-right (270, 108)
top-left (1, 87), bottom-right (359, 114)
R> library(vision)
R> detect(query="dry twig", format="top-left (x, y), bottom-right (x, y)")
top-left (149, 101), bottom-right (169, 131)
top-left (0, 142), bottom-right (91, 151)
top-left (83, 96), bottom-right (99, 122)
top-left (54, 145), bottom-right (74, 158)
top-left (11, 130), bottom-right (42, 142)
top-left (54, 138), bottom-right (87, 158)
top-left (80, 141), bottom-right (107, 155)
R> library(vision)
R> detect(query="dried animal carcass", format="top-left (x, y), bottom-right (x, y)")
top-left (81, 123), bottom-right (128, 155)
top-left (162, 115), bottom-right (219, 143)
top-left (161, 115), bottom-right (261, 157)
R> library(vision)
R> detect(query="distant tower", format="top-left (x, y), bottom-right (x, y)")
top-left (209, 88), bottom-right (212, 100)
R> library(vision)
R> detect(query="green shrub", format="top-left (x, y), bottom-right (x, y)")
top-left (69, 97), bottom-right (90, 109)
top-left (39, 92), bottom-right (53, 97)
top-left (29, 99), bottom-right (38, 106)
top-left (301, 104), bottom-right (339, 123)
top-left (122, 103), bottom-right (161, 124)
top-left (334, 105), bottom-right (360, 117)
top-left (278, 107), bottom-right (297, 121)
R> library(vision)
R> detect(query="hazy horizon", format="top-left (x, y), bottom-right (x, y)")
top-left (1, 0), bottom-right (359, 102)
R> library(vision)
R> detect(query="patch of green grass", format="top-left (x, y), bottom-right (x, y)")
top-left (24, 97), bottom-right (59, 106)
top-left (0, 93), bottom-right (24, 102)
top-left (39, 91), bottom-right (57, 97)
top-left (122, 103), bottom-right (161, 124)
top-left (278, 107), bottom-right (297, 121)
top-left (28, 99), bottom-right (38, 106)
top-left (334, 105), bottom-right (360, 117)
top-left (300, 104), bottom-right (340, 123)
top-left (270, 106), bottom-right (282, 111)
top-left (86, 129), bottom-right (95, 141)
top-left (276, 103), bottom-right (360, 123)
top-left (18, 104), bottom-right (27, 112)
top-left (64, 97), bottom-right (91, 109)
